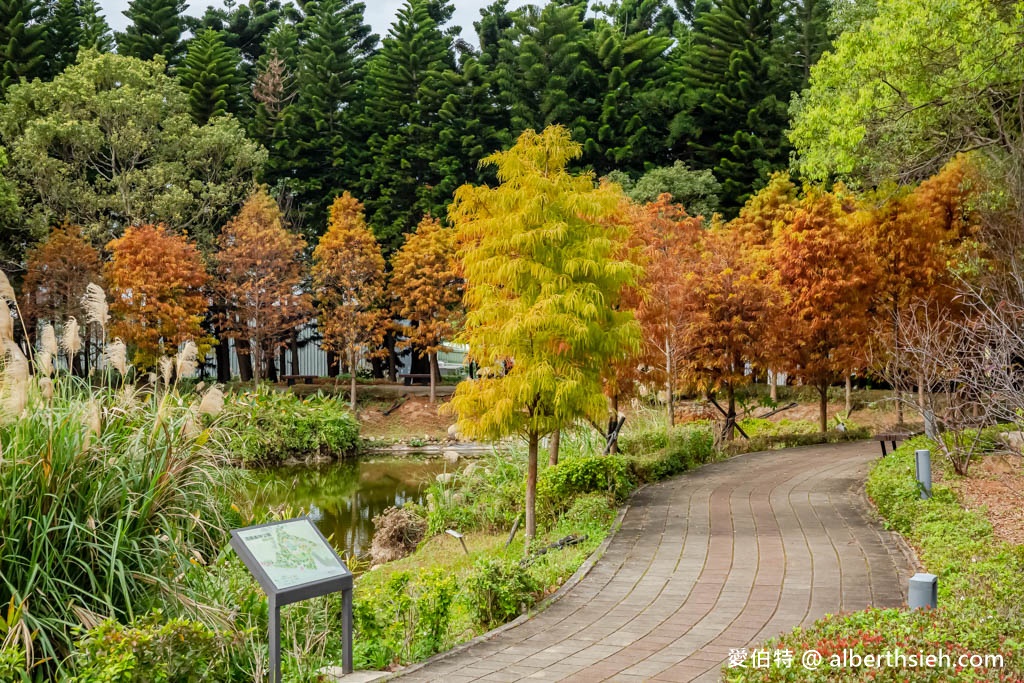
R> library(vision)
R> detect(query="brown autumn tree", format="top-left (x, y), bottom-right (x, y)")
top-left (217, 189), bottom-right (313, 383)
top-left (20, 224), bottom-right (103, 372)
top-left (627, 195), bottom-right (703, 428)
top-left (106, 225), bottom-right (213, 369)
top-left (678, 223), bottom-right (781, 441)
top-left (772, 185), bottom-right (880, 432)
top-left (312, 192), bottom-right (387, 410)
top-left (388, 215), bottom-right (463, 404)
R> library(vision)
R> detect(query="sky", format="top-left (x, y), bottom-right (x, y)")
top-left (99, 0), bottom-right (523, 41)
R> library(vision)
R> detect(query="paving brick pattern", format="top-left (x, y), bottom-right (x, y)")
top-left (391, 442), bottom-right (911, 682)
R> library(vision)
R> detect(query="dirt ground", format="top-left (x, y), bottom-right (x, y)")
top-left (945, 452), bottom-right (1024, 546)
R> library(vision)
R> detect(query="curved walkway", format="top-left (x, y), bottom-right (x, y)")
top-left (393, 441), bottom-right (911, 682)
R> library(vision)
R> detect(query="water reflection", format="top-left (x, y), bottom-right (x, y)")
top-left (251, 457), bottom-right (458, 559)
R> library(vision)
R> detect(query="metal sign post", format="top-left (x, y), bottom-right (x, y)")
top-left (230, 517), bottom-right (354, 682)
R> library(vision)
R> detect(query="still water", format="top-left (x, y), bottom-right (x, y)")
top-left (251, 456), bottom-right (460, 560)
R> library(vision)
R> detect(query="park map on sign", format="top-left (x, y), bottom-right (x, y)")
top-left (236, 519), bottom-right (347, 590)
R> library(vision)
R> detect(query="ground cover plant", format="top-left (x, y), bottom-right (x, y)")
top-left (725, 438), bottom-right (1024, 681)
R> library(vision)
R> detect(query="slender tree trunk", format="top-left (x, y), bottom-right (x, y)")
top-left (917, 373), bottom-right (926, 413)
top-left (326, 350), bottom-right (339, 378)
top-left (548, 428), bottom-right (560, 466)
top-left (608, 393), bottom-right (620, 454)
top-left (429, 351), bottom-right (438, 404)
top-left (896, 390), bottom-right (904, 427)
top-left (526, 430), bottom-right (538, 548)
top-left (212, 308), bottom-right (232, 383)
top-left (290, 331), bottom-right (300, 376)
top-left (845, 375), bottom-right (853, 416)
top-left (237, 338), bottom-right (253, 382)
top-left (349, 348), bottom-right (358, 412)
top-left (665, 339), bottom-right (674, 428)
top-left (819, 384), bottom-right (829, 433)
top-left (769, 369), bottom-right (778, 402)
top-left (386, 331), bottom-right (398, 383)
top-left (724, 385), bottom-right (736, 441)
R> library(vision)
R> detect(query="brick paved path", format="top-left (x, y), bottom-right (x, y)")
top-left (390, 441), bottom-right (911, 682)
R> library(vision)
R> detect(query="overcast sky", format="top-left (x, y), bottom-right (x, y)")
top-left (99, 0), bottom-right (520, 41)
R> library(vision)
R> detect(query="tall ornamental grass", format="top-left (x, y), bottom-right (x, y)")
top-left (0, 280), bottom-right (237, 674)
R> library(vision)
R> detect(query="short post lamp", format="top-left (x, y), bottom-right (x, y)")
top-left (914, 449), bottom-right (932, 500)
top-left (909, 572), bottom-right (938, 610)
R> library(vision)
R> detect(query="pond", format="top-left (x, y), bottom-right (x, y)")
top-left (250, 456), bottom-right (462, 561)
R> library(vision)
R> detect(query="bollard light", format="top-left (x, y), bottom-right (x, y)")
top-left (914, 449), bottom-right (932, 500)
top-left (909, 572), bottom-right (938, 610)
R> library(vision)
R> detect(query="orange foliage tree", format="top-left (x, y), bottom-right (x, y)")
top-left (626, 195), bottom-right (703, 428)
top-left (312, 192), bottom-right (386, 410)
top-left (388, 215), bottom-right (463, 404)
top-left (679, 223), bottom-right (782, 440)
top-left (217, 189), bottom-right (312, 383)
top-left (20, 224), bottom-right (103, 372)
top-left (772, 186), bottom-right (879, 432)
top-left (105, 225), bottom-right (212, 369)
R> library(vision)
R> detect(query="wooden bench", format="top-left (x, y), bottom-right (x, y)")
top-left (282, 374), bottom-right (317, 386)
top-left (399, 373), bottom-right (432, 386)
top-left (874, 431), bottom-right (920, 456)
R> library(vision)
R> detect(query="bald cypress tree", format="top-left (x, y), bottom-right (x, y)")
top-left (117, 0), bottom-right (187, 66)
top-left (179, 28), bottom-right (243, 124)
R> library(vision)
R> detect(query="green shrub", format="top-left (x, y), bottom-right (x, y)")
top-left (221, 387), bottom-right (359, 465)
top-left (563, 493), bottom-right (616, 529)
top-left (68, 612), bottom-right (245, 683)
top-left (622, 423), bottom-right (715, 483)
top-left (424, 453), bottom-right (525, 535)
top-left (465, 557), bottom-right (540, 629)
top-left (538, 455), bottom-right (635, 506)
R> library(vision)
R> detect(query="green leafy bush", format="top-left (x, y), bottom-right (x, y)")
top-left (424, 453), bottom-right (526, 535)
top-left (538, 455), bottom-right (635, 507)
top-left (68, 612), bottom-right (245, 683)
top-left (465, 557), bottom-right (541, 629)
top-left (624, 423), bottom-right (715, 482)
top-left (563, 493), bottom-right (616, 529)
top-left (221, 387), bottom-right (359, 465)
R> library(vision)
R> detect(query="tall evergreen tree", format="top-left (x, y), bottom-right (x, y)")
top-left (361, 0), bottom-right (454, 253)
top-left (249, 20), bottom-right (300, 204)
top-left (47, 0), bottom-right (84, 74)
top-left (0, 0), bottom-right (48, 96)
top-left (179, 28), bottom-right (243, 124)
top-left (79, 0), bottom-right (114, 52)
top-left (260, 0), bottom-right (375, 235)
top-left (188, 0), bottom-right (297, 72)
top-left (673, 0), bottom-right (789, 214)
top-left (117, 0), bottom-right (187, 66)
top-left (778, 0), bottom-right (833, 90)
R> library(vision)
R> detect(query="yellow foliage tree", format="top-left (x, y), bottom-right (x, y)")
top-left (312, 192), bottom-right (386, 410)
top-left (446, 126), bottom-right (640, 543)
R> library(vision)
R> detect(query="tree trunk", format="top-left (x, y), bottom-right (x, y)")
top-left (896, 390), bottom-right (904, 427)
top-left (608, 393), bottom-right (620, 454)
top-left (386, 331), bottom-right (398, 383)
top-left (236, 338), bottom-right (253, 382)
top-left (290, 331), bottom-right (300, 376)
top-left (723, 385), bottom-right (736, 441)
top-left (548, 428), bottom-right (560, 466)
top-left (665, 339), bottom-right (674, 428)
top-left (917, 373), bottom-right (926, 414)
top-left (349, 348), bottom-right (358, 412)
top-left (326, 350), bottom-right (339, 378)
top-left (526, 430), bottom-right (538, 548)
top-left (769, 369), bottom-right (778, 402)
top-left (429, 351), bottom-right (438, 404)
top-left (845, 375), bottom-right (853, 416)
top-left (818, 384), bottom-right (829, 433)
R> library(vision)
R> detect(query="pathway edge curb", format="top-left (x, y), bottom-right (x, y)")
top-left (366, 495), bottom-right (636, 682)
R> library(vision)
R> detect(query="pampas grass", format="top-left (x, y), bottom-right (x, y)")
top-left (198, 385), bottom-right (224, 416)
top-left (0, 302), bottom-right (11, 342)
top-left (82, 282), bottom-right (109, 334)
top-left (105, 338), bottom-right (128, 376)
top-left (61, 317), bottom-right (82, 364)
top-left (0, 271), bottom-right (15, 303)
top-left (159, 357), bottom-right (173, 385)
top-left (40, 323), bottom-right (58, 357)
top-left (1, 339), bottom-right (29, 418)
top-left (37, 350), bottom-right (54, 377)
top-left (176, 340), bottom-right (198, 379)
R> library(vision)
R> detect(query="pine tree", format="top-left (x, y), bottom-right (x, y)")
top-left (361, 0), bottom-right (454, 253)
top-left (79, 0), bottom-right (113, 52)
top-left (288, 0), bottom-right (377, 231)
top-left (117, 0), bottom-right (187, 66)
top-left (0, 0), bottom-right (48, 96)
top-left (179, 29), bottom-right (243, 124)
top-left (778, 0), bottom-right (833, 91)
top-left (47, 0), bottom-right (84, 74)
top-left (188, 0), bottom-right (294, 69)
top-left (673, 0), bottom-right (789, 214)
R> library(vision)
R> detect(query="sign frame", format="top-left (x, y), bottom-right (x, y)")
top-left (230, 517), bottom-right (353, 681)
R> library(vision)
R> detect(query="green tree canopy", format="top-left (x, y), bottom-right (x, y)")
top-left (447, 125), bottom-right (640, 542)
top-left (0, 0), bottom-right (48, 97)
top-left (116, 0), bottom-right (187, 66)
top-left (179, 28), bottom-right (244, 124)
top-left (0, 50), bottom-right (266, 250)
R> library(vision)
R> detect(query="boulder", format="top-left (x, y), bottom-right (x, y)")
top-left (443, 450), bottom-right (460, 464)
top-left (447, 424), bottom-right (460, 440)
top-left (436, 472), bottom-right (456, 485)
